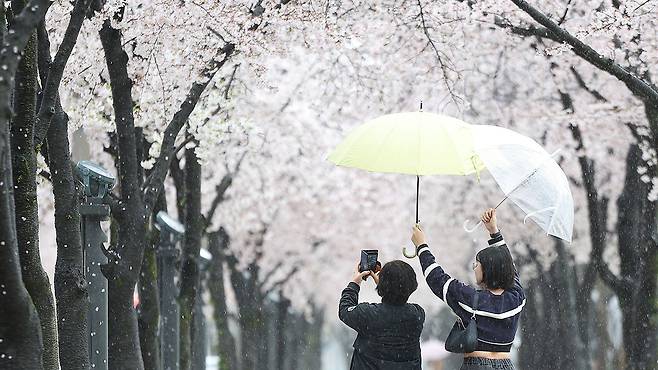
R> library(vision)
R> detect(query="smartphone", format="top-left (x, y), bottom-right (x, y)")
top-left (359, 250), bottom-right (379, 273)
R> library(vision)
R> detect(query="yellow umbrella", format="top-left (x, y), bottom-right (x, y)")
top-left (328, 111), bottom-right (484, 256)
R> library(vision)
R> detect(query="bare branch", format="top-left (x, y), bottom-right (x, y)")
top-left (173, 135), bottom-right (194, 155)
top-left (416, 0), bottom-right (462, 107)
top-left (33, 0), bottom-right (94, 151)
top-left (570, 66), bottom-right (608, 102)
top-left (0, 0), bottom-right (50, 121)
top-left (224, 63), bottom-right (240, 100)
top-left (203, 151), bottom-right (247, 230)
top-left (557, 0), bottom-right (573, 25)
top-left (264, 266), bottom-right (299, 297)
top-left (204, 173), bottom-right (233, 230)
top-left (508, 0), bottom-right (658, 105)
top-left (494, 16), bottom-right (560, 42)
top-left (142, 42), bottom-right (235, 209)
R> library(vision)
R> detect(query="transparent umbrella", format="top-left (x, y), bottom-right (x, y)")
top-left (465, 125), bottom-right (574, 242)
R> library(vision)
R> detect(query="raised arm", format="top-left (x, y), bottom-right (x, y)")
top-left (484, 209), bottom-right (524, 297)
top-left (412, 226), bottom-right (477, 306)
top-left (338, 264), bottom-right (373, 333)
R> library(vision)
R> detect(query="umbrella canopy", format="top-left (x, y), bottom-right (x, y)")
top-left (328, 111), bottom-right (574, 256)
top-left (472, 125), bottom-right (574, 242)
top-left (328, 112), bottom-right (485, 176)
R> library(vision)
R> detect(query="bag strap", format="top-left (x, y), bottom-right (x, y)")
top-left (471, 293), bottom-right (479, 320)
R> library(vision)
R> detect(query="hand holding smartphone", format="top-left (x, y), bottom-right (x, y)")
top-left (359, 250), bottom-right (381, 281)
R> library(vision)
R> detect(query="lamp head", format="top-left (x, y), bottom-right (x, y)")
top-left (75, 160), bottom-right (115, 198)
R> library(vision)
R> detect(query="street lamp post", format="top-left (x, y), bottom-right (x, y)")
top-left (155, 211), bottom-right (185, 370)
top-left (75, 161), bottom-right (115, 370)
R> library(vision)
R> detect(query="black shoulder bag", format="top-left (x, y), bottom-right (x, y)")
top-left (445, 293), bottom-right (479, 353)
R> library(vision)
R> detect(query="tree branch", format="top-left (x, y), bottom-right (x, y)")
top-left (557, 0), bottom-right (573, 25)
top-left (203, 173), bottom-right (233, 229)
top-left (142, 42), bottom-right (235, 209)
top-left (416, 0), bottom-right (461, 107)
top-left (570, 66), bottom-right (608, 102)
top-left (203, 151), bottom-right (247, 230)
top-left (224, 63), bottom-right (239, 100)
top-left (494, 16), bottom-right (560, 42)
top-left (33, 0), bottom-right (93, 151)
top-left (264, 265), bottom-right (299, 297)
top-left (508, 0), bottom-right (658, 106)
top-left (0, 0), bottom-right (50, 120)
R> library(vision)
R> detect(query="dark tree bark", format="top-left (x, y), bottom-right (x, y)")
top-left (98, 7), bottom-right (233, 367)
top-left (518, 278), bottom-right (543, 369)
top-left (47, 110), bottom-right (90, 369)
top-left (179, 139), bottom-right (203, 370)
top-left (208, 232), bottom-right (238, 370)
top-left (9, 12), bottom-right (59, 367)
top-left (488, 3), bottom-right (658, 368)
top-left (547, 241), bottom-right (584, 369)
top-left (0, 0), bottom-right (48, 367)
top-left (32, 0), bottom-right (93, 150)
top-left (169, 156), bottom-right (186, 221)
top-left (507, 0), bottom-right (658, 107)
top-left (138, 245), bottom-right (161, 370)
top-left (615, 143), bottom-right (657, 370)
top-left (228, 232), bottom-right (267, 370)
top-left (294, 305), bottom-right (323, 370)
top-left (37, 15), bottom-right (91, 368)
top-left (99, 19), bottom-right (147, 370)
top-left (217, 221), bottom-right (300, 370)
top-left (275, 293), bottom-right (290, 370)
top-left (138, 146), bottom-right (162, 370)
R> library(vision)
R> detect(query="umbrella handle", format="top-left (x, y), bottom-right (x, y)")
top-left (402, 245), bottom-right (417, 258)
top-left (463, 219), bottom-right (482, 233)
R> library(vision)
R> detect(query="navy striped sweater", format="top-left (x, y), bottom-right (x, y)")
top-left (417, 232), bottom-right (525, 352)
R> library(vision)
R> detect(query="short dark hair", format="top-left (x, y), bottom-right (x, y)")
top-left (376, 260), bottom-right (418, 305)
top-left (476, 245), bottom-right (515, 290)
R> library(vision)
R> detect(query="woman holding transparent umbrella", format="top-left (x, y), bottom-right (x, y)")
top-left (411, 209), bottom-right (525, 370)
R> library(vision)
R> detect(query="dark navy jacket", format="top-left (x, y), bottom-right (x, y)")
top-left (339, 282), bottom-right (425, 369)
top-left (417, 232), bottom-right (525, 352)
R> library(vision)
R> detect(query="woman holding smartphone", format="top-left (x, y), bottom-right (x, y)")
top-left (338, 259), bottom-right (425, 369)
top-left (411, 209), bottom-right (525, 370)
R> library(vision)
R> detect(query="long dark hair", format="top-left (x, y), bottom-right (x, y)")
top-left (476, 245), bottom-right (515, 290)
top-left (376, 260), bottom-right (418, 305)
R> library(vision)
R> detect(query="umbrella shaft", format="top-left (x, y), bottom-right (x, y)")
top-left (416, 175), bottom-right (420, 224)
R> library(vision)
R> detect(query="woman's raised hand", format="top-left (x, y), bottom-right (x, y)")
top-left (411, 224), bottom-right (426, 247)
top-left (481, 208), bottom-right (499, 234)
top-left (351, 262), bottom-right (370, 285)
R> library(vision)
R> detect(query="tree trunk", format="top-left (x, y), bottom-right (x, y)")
top-left (35, 9), bottom-right (92, 365)
top-left (518, 279), bottom-right (543, 369)
top-left (10, 26), bottom-right (59, 370)
top-left (0, 4), bottom-right (44, 366)
top-left (547, 241), bottom-right (586, 370)
top-left (139, 244), bottom-right (162, 370)
top-left (179, 141), bottom-right (203, 370)
top-left (0, 123), bottom-right (44, 368)
top-left (137, 134), bottom-right (162, 370)
top-left (616, 143), bottom-right (657, 370)
top-left (229, 262), bottom-right (265, 370)
top-left (99, 19), bottom-right (147, 370)
top-left (208, 230), bottom-right (237, 370)
top-left (299, 306), bottom-right (323, 370)
top-left (191, 270), bottom-right (208, 370)
top-left (239, 304), bottom-right (266, 370)
top-left (47, 109), bottom-right (90, 369)
top-left (275, 295), bottom-right (290, 370)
